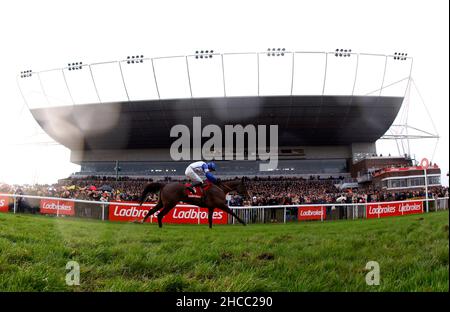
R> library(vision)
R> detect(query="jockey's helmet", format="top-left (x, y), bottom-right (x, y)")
top-left (207, 162), bottom-right (216, 171)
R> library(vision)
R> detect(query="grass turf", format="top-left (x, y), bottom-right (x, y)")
top-left (0, 210), bottom-right (448, 292)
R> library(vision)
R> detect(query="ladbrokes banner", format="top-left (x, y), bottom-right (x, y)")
top-left (40, 199), bottom-right (75, 216)
top-left (298, 206), bottom-right (326, 221)
top-left (366, 200), bottom-right (423, 219)
top-left (109, 202), bottom-right (228, 224)
top-left (0, 196), bottom-right (9, 213)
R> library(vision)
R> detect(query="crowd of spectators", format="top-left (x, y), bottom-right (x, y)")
top-left (1, 175), bottom-right (448, 206)
top-left (228, 178), bottom-right (448, 206)
top-left (0, 177), bottom-right (156, 203)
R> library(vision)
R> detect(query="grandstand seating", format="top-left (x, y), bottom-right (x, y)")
top-left (74, 159), bottom-right (350, 179)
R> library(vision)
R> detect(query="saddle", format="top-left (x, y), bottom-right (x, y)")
top-left (184, 181), bottom-right (212, 198)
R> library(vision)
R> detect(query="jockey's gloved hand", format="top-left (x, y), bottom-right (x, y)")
top-left (205, 172), bottom-right (218, 184)
top-left (215, 178), bottom-right (222, 184)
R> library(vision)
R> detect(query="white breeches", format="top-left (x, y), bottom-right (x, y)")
top-left (185, 167), bottom-right (204, 183)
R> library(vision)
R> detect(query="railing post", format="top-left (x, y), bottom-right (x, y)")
top-left (13, 195), bottom-right (17, 214)
top-left (101, 204), bottom-right (105, 221)
top-left (424, 168), bottom-right (429, 213)
top-left (283, 207), bottom-right (286, 224)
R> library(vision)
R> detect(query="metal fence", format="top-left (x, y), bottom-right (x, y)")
top-left (0, 193), bottom-right (448, 225)
top-left (228, 197), bottom-right (449, 224)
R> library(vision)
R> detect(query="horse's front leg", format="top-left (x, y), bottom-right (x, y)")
top-left (156, 202), bottom-right (176, 228)
top-left (218, 204), bottom-right (246, 226)
top-left (141, 201), bottom-right (162, 223)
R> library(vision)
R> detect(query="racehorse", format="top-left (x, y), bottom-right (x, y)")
top-left (138, 178), bottom-right (248, 228)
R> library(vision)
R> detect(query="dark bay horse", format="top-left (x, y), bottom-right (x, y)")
top-left (138, 178), bottom-right (248, 228)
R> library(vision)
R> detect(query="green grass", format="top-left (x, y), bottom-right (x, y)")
top-left (0, 211), bottom-right (448, 292)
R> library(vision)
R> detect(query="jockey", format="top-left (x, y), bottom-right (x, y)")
top-left (185, 161), bottom-right (218, 194)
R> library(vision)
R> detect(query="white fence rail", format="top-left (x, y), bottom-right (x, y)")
top-left (0, 193), bottom-right (448, 225)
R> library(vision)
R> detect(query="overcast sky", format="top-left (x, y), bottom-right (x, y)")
top-left (0, 0), bottom-right (448, 186)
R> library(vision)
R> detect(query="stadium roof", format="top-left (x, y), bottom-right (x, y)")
top-left (30, 95), bottom-right (402, 150)
top-left (19, 50), bottom-right (411, 150)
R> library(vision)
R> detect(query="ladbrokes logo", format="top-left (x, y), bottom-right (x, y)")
top-left (0, 196), bottom-right (8, 212)
top-left (43, 202), bottom-right (72, 211)
top-left (368, 205), bottom-right (396, 215)
top-left (298, 206), bottom-right (326, 221)
top-left (172, 208), bottom-right (223, 220)
top-left (399, 201), bottom-right (423, 216)
top-left (366, 201), bottom-right (423, 219)
top-left (109, 202), bottom-right (228, 224)
top-left (399, 203), bottom-right (422, 212)
top-left (300, 209), bottom-right (323, 217)
top-left (112, 205), bottom-right (149, 218)
top-left (40, 199), bottom-right (74, 216)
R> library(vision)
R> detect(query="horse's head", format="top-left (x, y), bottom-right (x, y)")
top-left (219, 178), bottom-right (249, 198)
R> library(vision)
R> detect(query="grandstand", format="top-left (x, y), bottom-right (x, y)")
top-left (18, 49), bottom-right (436, 189)
top-left (75, 159), bottom-right (350, 179)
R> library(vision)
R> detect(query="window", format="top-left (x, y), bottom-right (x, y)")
top-left (428, 176), bottom-right (441, 185)
top-left (409, 177), bottom-right (425, 187)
